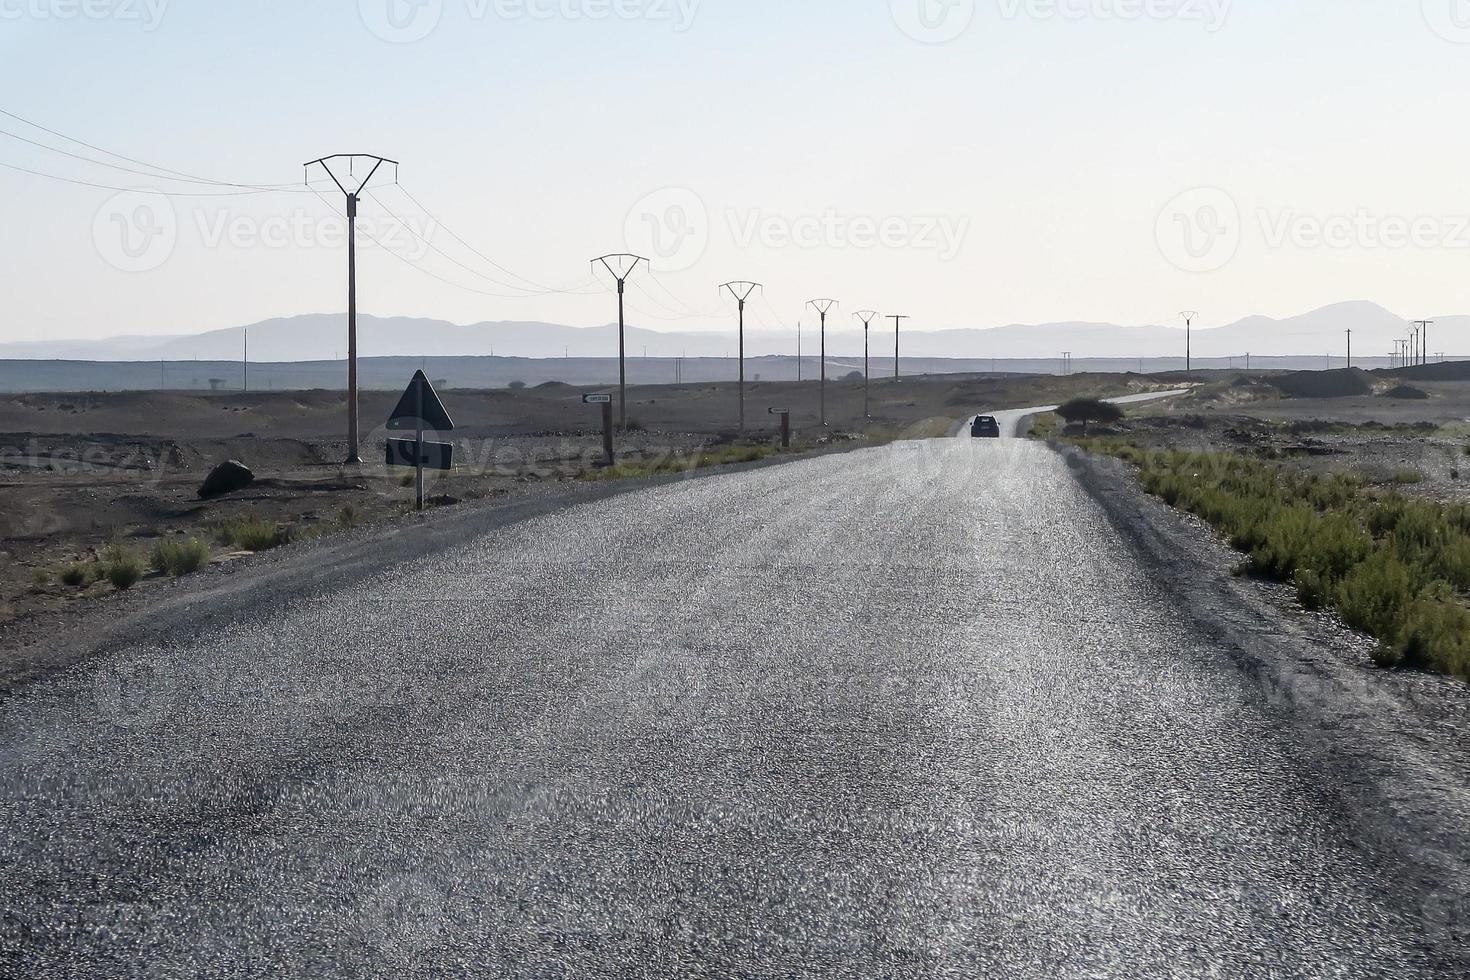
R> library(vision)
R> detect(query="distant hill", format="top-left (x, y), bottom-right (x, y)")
top-left (2, 302), bottom-right (1460, 362)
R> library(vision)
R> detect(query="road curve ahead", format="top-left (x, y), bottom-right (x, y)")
top-left (0, 438), bottom-right (1452, 978)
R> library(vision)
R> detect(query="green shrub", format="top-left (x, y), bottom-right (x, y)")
top-left (1057, 398), bottom-right (1124, 428)
top-left (150, 537), bottom-right (211, 577)
top-left (1080, 439), bottom-right (1470, 679)
top-left (59, 563), bottom-right (91, 587)
top-left (100, 545), bottom-right (145, 590)
top-left (31, 568), bottom-right (50, 587)
top-left (1398, 599), bottom-right (1470, 676)
top-left (216, 515), bottom-right (286, 552)
top-left (1391, 469), bottom-right (1425, 485)
top-left (338, 505), bottom-right (359, 528)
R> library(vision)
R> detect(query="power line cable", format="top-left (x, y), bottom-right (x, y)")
top-left (363, 190), bottom-right (567, 298)
top-left (0, 104), bottom-right (306, 190)
top-left (0, 126), bottom-right (322, 191)
top-left (392, 184), bottom-right (600, 296)
top-left (0, 158), bottom-right (289, 196)
top-left (324, 189), bottom-right (617, 303)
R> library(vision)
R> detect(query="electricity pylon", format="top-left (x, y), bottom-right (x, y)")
top-left (855, 311), bottom-right (879, 419)
top-left (591, 254), bottom-right (648, 429)
top-left (1180, 311), bottom-right (1199, 376)
top-left (304, 152), bottom-right (399, 464)
top-left (890, 314), bottom-right (909, 380)
top-left (720, 281), bottom-right (762, 432)
top-left (1413, 320), bottom-right (1434, 367)
top-left (807, 299), bottom-right (839, 426)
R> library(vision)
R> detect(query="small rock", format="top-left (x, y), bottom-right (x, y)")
top-left (199, 460), bottom-right (255, 499)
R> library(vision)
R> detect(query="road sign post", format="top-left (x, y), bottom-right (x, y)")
top-left (769, 407), bottom-right (790, 449)
top-left (585, 394), bottom-right (615, 466)
top-left (386, 371), bottom-right (456, 511)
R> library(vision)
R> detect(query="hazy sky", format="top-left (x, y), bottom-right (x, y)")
top-left (4, 0), bottom-right (1470, 344)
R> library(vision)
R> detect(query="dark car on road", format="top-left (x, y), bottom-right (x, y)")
top-left (971, 416), bottom-right (1002, 439)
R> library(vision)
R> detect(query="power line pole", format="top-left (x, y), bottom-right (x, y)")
top-left (1413, 320), bottom-right (1434, 367)
top-left (591, 254), bottom-right (648, 430)
top-left (890, 314), bottom-right (909, 380)
top-left (244, 328), bottom-right (249, 393)
top-left (797, 321), bottom-right (802, 382)
top-left (1180, 311), bottom-right (1198, 376)
top-left (807, 299), bottom-right (839, 426)
top-left (304, 153), bottom-right (399, 465)
top-left (1346, 329), bottom-right (1352, 370)
top-left (720, 281), bottom-right (762, 433)
top-left (855, 311), bottom-right (879, 419)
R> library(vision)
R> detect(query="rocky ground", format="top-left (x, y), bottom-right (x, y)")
top-left (1091, 369), bottom-right (1470, 503)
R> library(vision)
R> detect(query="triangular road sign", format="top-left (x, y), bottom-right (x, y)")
top-left (386, 371), bottom-right (455, 432)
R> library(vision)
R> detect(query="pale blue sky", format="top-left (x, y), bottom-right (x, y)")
top-left (3, 1), bottom-right (1470, 344)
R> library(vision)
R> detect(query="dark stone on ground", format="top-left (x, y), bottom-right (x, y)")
top-left (199, 460), bottom-right (255, 499)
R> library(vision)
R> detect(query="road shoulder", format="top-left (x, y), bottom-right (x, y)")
top-left (1063, 442), bottom-right (1470, 962)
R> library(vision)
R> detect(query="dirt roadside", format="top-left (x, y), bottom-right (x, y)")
top-left (1065, 444), bottom-right (1470, 961)
top-left (0, 439), bottom-right (884, 692)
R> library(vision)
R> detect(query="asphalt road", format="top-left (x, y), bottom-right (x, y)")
top-left (0, 435), bottom-right (1458, 978)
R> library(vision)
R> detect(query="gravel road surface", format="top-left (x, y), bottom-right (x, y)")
top-left (0, 436), bottom-right (1464, 978)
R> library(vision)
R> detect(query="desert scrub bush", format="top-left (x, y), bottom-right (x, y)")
top-left (59, 563), bottom-right (91, 587)
top-left (100, 544), bottom-right (145, 590)
top-left (338, 505), bottom-right (359, 528)
top-left (1056, 398), bottom-right (1124, 429)
top-left (1083, 442), bottom-right (1470, 679)
top-left (31, 568), bottom-right (50, 587)
top-left (215, 515), bottom-right (286, 552)
top-left (1391, 469), bottom-right (1425, 485)
top-left (150, 537), bottom-right (211, 577)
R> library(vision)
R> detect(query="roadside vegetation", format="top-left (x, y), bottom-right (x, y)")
top-left (582, 443), bottom-right (791, 482)
top-left (214, 515), bottom-right (287, 552)
top-left (1068, 437), bottom-right (1470, 680)
top-left (1056, 398), bottom-right (1125, 432)
top-left (150, 537), bottom-right (211, 577)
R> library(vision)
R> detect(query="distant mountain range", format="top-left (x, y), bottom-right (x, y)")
top-left (2, 301), bottom-right (1459, 362)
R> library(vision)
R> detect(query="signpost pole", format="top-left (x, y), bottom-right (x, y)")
top-left (602, 400), bottom-right (615, 467)
top-left (415, 381), bottom-right (425, 511)
top-left (770, 408), bottom-right (791, 449)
